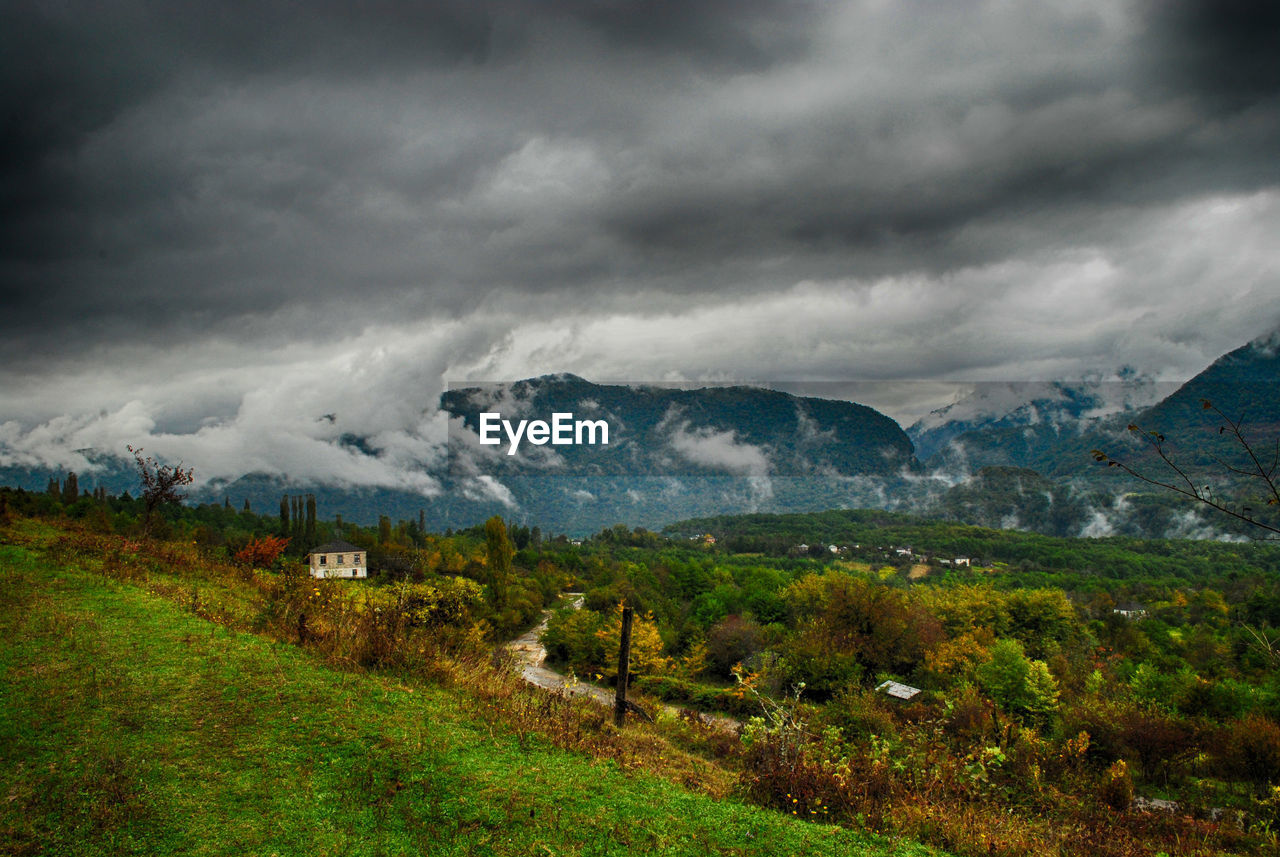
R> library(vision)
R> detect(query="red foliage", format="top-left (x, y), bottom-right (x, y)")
top-left (234, 535), bottom-right (290, 568)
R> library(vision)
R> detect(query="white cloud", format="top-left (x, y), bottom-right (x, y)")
top-left (2, 186), bottom-right (1277, 489)
top-left (462, 475), bottom-right (518, 509)
top-left (662, 411), bottom-right (773, 478)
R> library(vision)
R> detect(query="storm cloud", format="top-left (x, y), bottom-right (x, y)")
top-left (2, 1), bottom-right (1279, 485)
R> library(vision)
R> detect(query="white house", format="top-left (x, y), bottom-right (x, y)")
top-left (1114, 602), bottom-right (1148, 620)
top-left (308, 539), bottom-right (367, 579)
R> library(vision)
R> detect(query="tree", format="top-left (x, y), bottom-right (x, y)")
top-left (279, 494), bottom-right (290, 537)
top-left (292, 495), bottom-right (303, 542)
top-left (62, 472), bottom-right (79, 505)
top-left (1092, 399), bottom-right (1280, 537)
top-left (305, 494), bottom-right (317, 547)
top-left (484, 515), bottom-right (514, 610)
top-left (234, 535), bottom-right (290, 568)
top-left (127, 445), bottom-right (195, 538)
top-left (977, 638), bottom-right (1059, 720)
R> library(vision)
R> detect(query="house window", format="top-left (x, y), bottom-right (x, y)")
top-left (319, 556), bottom-right (327, 565)
top-left (353, 554), bottom-right (361, 563)
top-left (337, 555), bottom-right (344, 563)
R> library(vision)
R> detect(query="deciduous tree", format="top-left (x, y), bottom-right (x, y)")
top-left (127, 445), bottom-right (195, 538)
top-left (234, 535), bottom-right (291, 568)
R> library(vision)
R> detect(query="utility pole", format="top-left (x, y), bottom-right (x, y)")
top-left (614, 605), bottom-right (634, 727)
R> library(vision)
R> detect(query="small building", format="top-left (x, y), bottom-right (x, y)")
top-left (876, 680), bottom-right (922, 701)
top-left (1114, 602), bottom-right (1148, 620)
top-left (308, 540), bottom-right (366, 579)
top-left (953, 557), bottom-right (971, 567)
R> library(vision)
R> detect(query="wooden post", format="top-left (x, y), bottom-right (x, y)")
top-left (614, 605), bottom-right (633, 727)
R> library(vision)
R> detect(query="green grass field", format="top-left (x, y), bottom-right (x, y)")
top-left (0, 538), bottom-right (939, 857)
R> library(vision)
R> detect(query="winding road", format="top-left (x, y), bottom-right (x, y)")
top-left (506, 593), bottom-right (740, 733)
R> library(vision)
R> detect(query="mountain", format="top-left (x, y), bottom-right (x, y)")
top-left (1138, 330), bottom-right (1280, 446)
top-left (907, 377), bottom-right (1157, 461)
top-left (909, 376), bottom-right (1163, 474)
top-left (427, 375), bottom-right (924, 532)
top-left (930, 466), bottom-right (1090, 537)
top-left (7, 331), bottom-right (1276, 539)
top-left (441, 374), bottom-right (917, 479)
top-left (5, 376), bottom-right (922, 535)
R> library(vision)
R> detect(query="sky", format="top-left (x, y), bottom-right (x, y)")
top-left (2, 0), bottom-right (1279, 491)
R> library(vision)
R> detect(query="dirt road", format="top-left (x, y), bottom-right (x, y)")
top-left (506, 593), bottom-right (740, 733)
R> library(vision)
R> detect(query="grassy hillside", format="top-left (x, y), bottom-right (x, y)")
top-left (0, 522), bottom-right (936, 856)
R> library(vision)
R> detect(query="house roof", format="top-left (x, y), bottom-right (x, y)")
top-left (875, 680), bottom-right (922, 700)
top-left (310, 540), bottom-right (363, 555)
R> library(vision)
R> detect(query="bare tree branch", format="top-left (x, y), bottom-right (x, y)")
top-left (1091, 400), bottom-right (1280, 539)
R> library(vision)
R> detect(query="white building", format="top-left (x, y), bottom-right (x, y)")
top-left (308, 539), bottom-right (367, 579)
top-left (876, 680), bottom-right (922, 701)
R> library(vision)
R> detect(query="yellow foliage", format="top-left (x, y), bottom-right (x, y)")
top-left (920, 629), bottom-right (993, 688)
top-left (678, 638), bottom-right (709, 680)
top-left (594, 602), bottom-right (673, 677)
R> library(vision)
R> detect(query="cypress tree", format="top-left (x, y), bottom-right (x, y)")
top-left (243, 499), bottom-right (251, 513)
top-left (305, 494), bottom-right (317, 547)
top-left (279, 494), bottom-right (290, 536)
top-left (62, 472), bottom-right (79, 505)
top-left (484, 515), bottom-right (514, 610)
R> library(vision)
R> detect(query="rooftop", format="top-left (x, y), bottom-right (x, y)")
top-left (310, 540), bottom-right (362, 555)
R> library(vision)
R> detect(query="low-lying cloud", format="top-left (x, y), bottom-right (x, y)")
top-left (3, 0), bottom-right (1280, 497)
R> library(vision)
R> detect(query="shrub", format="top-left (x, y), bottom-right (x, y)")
top-left (234, 535), bottom-right (290, 568)
top-left (1100, 759), bottom-right (1134, 811)
top-left (1224, 713), bottom-right (1280, 786)
top-left (705, 615), bottom-right (764, 678)
top-left (942, 685), bottom-right (995, 742)
top-left (1115, 706), bottom-right (1198, 785)
top-left (824, 686), bottom-right (898, 741)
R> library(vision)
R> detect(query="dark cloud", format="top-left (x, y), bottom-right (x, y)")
top-left (546, 0), bottom-right (818, 70)
top-left (1144, 0), bottom-right (1280, 103)
top-left (1, 0), bottom-right (1279, 459)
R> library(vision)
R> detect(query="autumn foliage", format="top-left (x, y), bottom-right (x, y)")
top-left (234, 535), bottom-right (290, 568)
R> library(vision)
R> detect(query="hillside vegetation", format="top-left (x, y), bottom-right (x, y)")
top-left (0, 518), bottom-right (932, 857)
top-left (6, 487), bottom-right (1280, 856)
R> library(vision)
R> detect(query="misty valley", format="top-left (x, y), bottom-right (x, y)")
top-left (4, 332), bottom-right (1280, 857)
